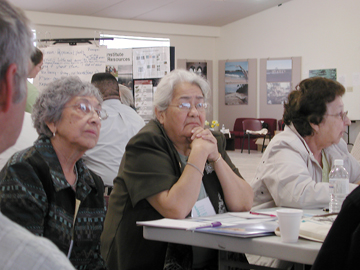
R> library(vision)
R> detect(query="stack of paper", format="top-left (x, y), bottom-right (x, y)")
top-left (137, 212), bottom-right (278, 238)
top-left (298, 214), bottom-right (337, 242)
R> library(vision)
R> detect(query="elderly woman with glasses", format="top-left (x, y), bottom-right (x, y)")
top-left (0, 76), bottom-right (108, 269)
top-left (101, 69), bottom-right (253, 270)
top-left (250, 77), bottom-right (360, 210)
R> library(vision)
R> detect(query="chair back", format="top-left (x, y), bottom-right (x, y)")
top-left (242, 119), bottom-right (263, 132)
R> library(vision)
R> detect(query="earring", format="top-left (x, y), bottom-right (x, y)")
top-left (52, 129), bottom-right (56, 137)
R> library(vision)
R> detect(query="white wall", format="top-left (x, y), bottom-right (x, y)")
top-left (217, 0), bottom-right (360, 144)
top-left (25, 11), bottom-right (220, 120)
top-left (25, 0), bottom-right (360, 144)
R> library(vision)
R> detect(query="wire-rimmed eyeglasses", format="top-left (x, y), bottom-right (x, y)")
top-left (65, 102), bottom-right (108, 120)
top-left (325, 111), bottom-right (348, 121)
top-left (168, 102), bottom-right (208, 112)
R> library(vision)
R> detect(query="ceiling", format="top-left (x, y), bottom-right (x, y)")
top-left (10, 0), bottom-right (292, 27)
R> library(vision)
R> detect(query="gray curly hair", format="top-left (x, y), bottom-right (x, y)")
top-left (153, 69), bottom-right (210, 117)
top-left (32, 76), bottom-right (103, 137)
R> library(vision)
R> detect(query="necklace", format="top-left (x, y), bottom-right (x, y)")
top-left (70, 166), bottom-right (78, 190)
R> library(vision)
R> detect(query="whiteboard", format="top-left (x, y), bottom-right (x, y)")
top-left (34, 45), bottom-right (107, 91)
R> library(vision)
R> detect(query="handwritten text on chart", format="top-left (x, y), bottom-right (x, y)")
top-left (35, 46), bottom-right (107, 91)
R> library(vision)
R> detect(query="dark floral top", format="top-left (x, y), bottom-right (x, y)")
top-left (0, 135), bottom-right (107, 269)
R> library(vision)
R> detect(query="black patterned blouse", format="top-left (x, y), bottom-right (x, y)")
top-left (0, 135), bottom-right (107, 269)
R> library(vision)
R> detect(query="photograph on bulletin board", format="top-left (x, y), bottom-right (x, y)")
top-left (309, 69), bottom-right (337, 81)
top-left (132, 47), bottom-right (170, 79)
top-left (186, 62), bottom-right (207, 79)
top-left (134, 80), bottom-right (153, 122)
top-left (266, 59), bottom-right (292, 105)
top-left (225, 83), bottom-right (248, 105)
top-left (224, 61), bottom-right (248, 105)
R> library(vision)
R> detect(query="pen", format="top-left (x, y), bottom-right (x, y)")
top-left (250, 211), bottom-right (277, 218)
top-left (187, 221), bottom-right (222, 230)
top-left (323, 208), bottom-right (329, 212)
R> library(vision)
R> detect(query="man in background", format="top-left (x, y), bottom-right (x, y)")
top-left (0, 1), bottom-right (74, 269)
top-left (84, 73), bottom-right (145, 190)
top-left (26, 47), bottom-right (43, 112)
top-left (119, 84), bottom-right (135, 109)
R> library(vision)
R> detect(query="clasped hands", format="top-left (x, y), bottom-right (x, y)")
top-left (190, 127), bottom-right (219, 162)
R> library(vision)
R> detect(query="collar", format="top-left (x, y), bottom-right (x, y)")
top-left (103, 95), bottom-right (120, 101)
top-left (287, 123), bottom-right (313, 155)
top-left (34, 135), bottom-right (96, 196)
top-left (287, 123), bottom-right (347, 168)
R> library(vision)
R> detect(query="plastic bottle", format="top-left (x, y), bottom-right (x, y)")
top-left (221, 124), bottom-right (225, 132)
top-left (329, 159), bottom-right (349, 213)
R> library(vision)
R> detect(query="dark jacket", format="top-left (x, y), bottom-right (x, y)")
top-left (101, 119), bottom-right (242, 270)
top-left (0, 135), bottom-right (107, 269)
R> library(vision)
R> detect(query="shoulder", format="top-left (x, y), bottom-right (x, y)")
top-left (266, 127), bottom-right (304, 152)
top-left (346, 185), bottom-right (360, 206)
top-left (0, 213), bottom-right (74, 269)
top-left (131, 120), bottom-right (164, 142)
top-left (119, 104), bottom-right (145, 122)
top-left (126, 120), bottom-right (176, 156)
top-left (4, 146), bottom-right (38, 168)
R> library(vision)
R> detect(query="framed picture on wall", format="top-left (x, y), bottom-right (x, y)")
top-left (266, 59), bottom-right (292, 105)
top-left (224, 61), bottom-right (249, 105)
top-left (186, 61), bottom-right (207, 79)
top-left (178, 59), bottom-right (213, 122)
top-left (309, 68), bottom-right (337, 81)
top-left (259, 57), bottom-right (301, 119)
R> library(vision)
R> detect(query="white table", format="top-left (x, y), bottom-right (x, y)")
top-left (142, 209), bottom-right (324, 270)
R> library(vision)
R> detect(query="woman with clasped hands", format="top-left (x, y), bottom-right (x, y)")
top-left (101, 69), bottom-right (253, 270)
top-left (250, 77), bottom-right (360, 210)
top-left (0, 76), bottom-right (108, 269)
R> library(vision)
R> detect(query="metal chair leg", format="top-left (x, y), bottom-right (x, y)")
top-left (241, 134), bottom-right (245, 153)
top-left (261, 136), bottom-right (266, 153)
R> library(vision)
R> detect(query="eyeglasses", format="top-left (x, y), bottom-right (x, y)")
top-left (65, 102), bottom-right (108, 120)
top-left (325, 111), bottom-right (348, 121)
top-left (168, 102), bottom-right (208, 112)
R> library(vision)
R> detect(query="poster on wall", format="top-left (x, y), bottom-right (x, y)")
top-left (266, 59), bottom-right (292, 105)
top-left (186, 62), bottom-right (207, 79)
top-left (34, 45), bottom-right (107, 91)
top-left (106, 48), bottom-right (133, 90)
top-left (134, 80), bottom-right (153, 122)
top-left (132, 47), bottom-right (170, 79)
top-left (224, 61), bottom-right (248, 105)
top-left (309, 69), bottom-right (337, 81)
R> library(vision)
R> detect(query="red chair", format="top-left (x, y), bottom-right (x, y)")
top-left (241, 119), bottom-right (271, 154)
top-left (278, 119), bottom-right (285, 131)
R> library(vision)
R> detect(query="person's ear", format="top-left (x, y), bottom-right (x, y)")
top-left (0, 63), bottom-right (17, 113)
top-left (155, 107), bottom-right (165, 124)
top-left (310, 122), bottom-right (320, 133)
top-left (46, 121), bottom-right (56, 134)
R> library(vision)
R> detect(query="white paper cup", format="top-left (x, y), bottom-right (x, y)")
top-left (276, 209), bottom-right (303, 243)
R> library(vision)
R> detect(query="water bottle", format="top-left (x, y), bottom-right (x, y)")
top-left (329, 159), bottom-right (349, 213)
top-left (221, 124), bottom-right (225, 132)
